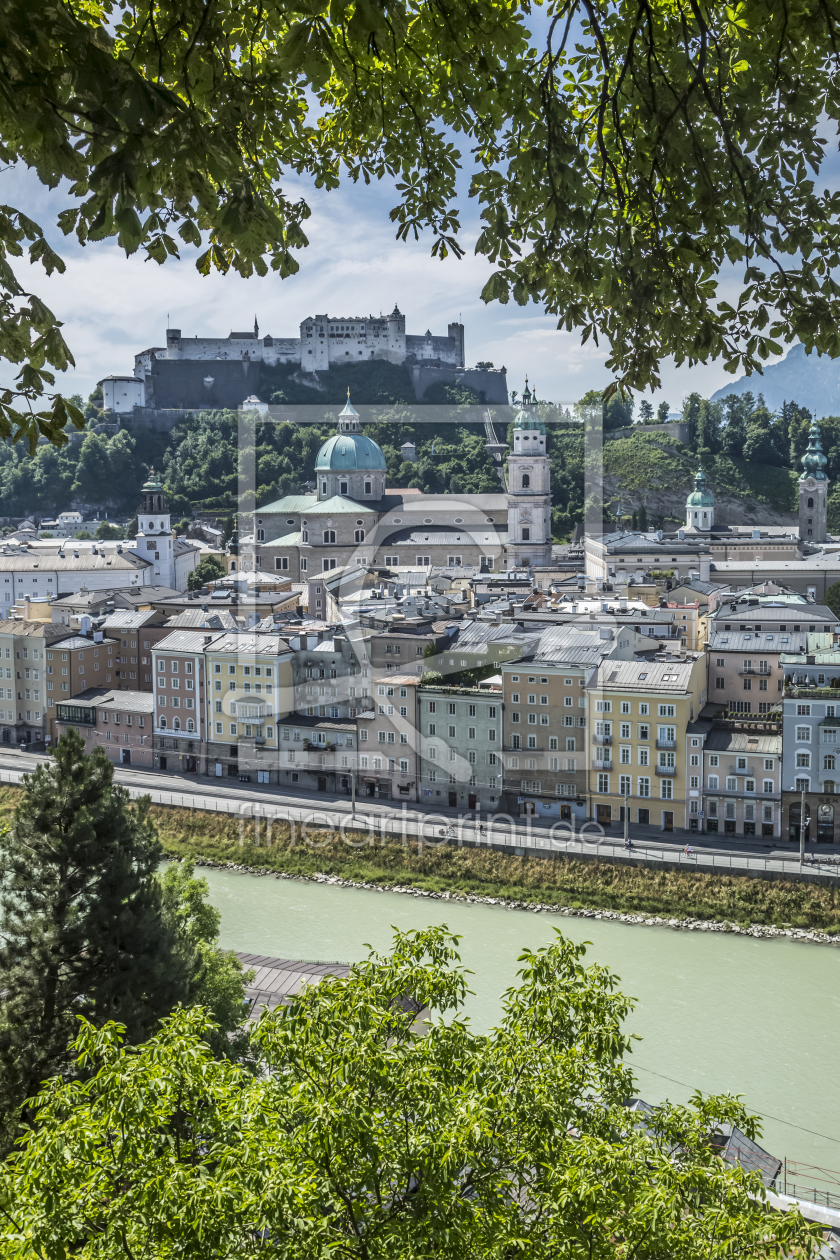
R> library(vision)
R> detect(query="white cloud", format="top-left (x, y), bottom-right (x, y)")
top-left (2, 164), bottom-right (751, 409)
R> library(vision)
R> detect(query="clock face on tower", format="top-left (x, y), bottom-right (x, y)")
top-left (807, 478), bottom-right (816, 488)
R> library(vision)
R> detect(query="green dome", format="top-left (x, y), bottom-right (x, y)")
top-left (800, 421), bottom-right (828, 481)
top-left (686, 469), bottom-right (714, 507)
top-left (315, 432), bottom-right (387, 472)
top-left (141, 468), bottom-right (164, 493)
top-left (513, 406), bottom-right (546, 435)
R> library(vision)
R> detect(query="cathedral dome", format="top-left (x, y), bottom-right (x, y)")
top-left (315, 432), bottom-right (387, 472)
top-left (686, 468), bottom-right (714, 507)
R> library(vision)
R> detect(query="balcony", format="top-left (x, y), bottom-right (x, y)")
top-left (738, 667), bottom-right (772, 677)
top-left (655, 738), bottom-right (677, 750)
top-left (592, 734), bottom-right (612, 745)
top-left (655, 764), bottom-right (677, 776)
top-left (593, 758), bottom-right (613, 771)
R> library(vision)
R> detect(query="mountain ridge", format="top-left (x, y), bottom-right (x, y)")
top-left (711, 343), bottom-right (840, 417)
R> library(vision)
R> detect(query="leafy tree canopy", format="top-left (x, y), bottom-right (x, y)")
top-left (188, 555), bottom-right (226, 590)
top-left (5, 0), bottom-right (840, 447)
top-left (0, 928), bottom-right (819, 1260)
top-left (0, 736), bottom-right (251, 1149)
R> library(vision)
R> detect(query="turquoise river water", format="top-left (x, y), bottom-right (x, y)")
top-left (201, 867), bottom-right (840, 1170)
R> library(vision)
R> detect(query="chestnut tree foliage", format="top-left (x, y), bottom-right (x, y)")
top-left (3, 0), bottom-right (840, 445)
top-left (0, 928), bottom-right (821, 1260)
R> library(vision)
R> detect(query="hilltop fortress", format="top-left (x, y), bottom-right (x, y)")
top-left (100, 306), bottom-right (508, 414)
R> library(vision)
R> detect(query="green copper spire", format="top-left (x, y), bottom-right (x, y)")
top-left (800, 420), bottom-right (828, 482)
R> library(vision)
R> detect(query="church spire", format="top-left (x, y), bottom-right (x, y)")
top-left (800, 419), bottom-right (828, 481)
top-left (799, 418), bottom-right (829, 542)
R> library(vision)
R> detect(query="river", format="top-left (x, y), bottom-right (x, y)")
top-left (201, 867), bottom-right (840, 1170)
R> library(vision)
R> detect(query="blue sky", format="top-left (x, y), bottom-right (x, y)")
top-left (5, 161), bottom-right (768, 412)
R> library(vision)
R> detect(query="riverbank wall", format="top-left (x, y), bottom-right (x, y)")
top-left (3, 782), bottom-right (840, 934)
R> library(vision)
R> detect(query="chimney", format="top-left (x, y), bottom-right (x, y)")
top-left (699, 555), bottom-right (711, 582)
top-left (79, 614), bottom-right (92, 636)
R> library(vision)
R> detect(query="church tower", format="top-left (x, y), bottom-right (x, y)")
top-left (799, 421), bottom-right (829, 543)
top-left (685, 469), bottom-right (715, 532)
top-left (136, 470), bottom-right (176, 588)
top-left (506, 382), bottom-right (552, 568)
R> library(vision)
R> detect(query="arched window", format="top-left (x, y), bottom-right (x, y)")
top-left (173, 717), bottom-right (181, 731)
top-left (825, 755), bottom-right (836, 771)
top-left (354, 529), bottom-right (365, 543)
top-left (808, 496), bottom-right (814, 507)
top-left (187, 719), bottom-right (195, 733)
top-left (159, 716), bottom-right (167, 729)
top-left (522, 474), bottom-right (530, 489)
top-left (156, 495), bottom-right (162, 510)
top-left (323, 530), bottom-right (336, 544)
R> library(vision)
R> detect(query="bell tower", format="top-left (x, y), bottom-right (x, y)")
top-left (506, 381), bottom-right (552, 569)
top-left (136, 469), bottom-right (176, 588)
top-left (799, 421), bottom-right (829, 544)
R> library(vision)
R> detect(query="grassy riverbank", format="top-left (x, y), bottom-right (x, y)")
top-left (1, 786), bottom-right (838, 930)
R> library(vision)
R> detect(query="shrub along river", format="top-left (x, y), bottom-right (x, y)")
top-left (202, 867), bottom-right (840, 1169)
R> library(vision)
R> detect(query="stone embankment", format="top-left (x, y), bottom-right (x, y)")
top-left (182, 857), bottom-right (839, 947)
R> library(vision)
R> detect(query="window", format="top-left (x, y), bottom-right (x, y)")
top-left (275, 557), bottom-right (289, 571)
top-left (619, 774), bottom-right (631, 795)
top-left (716, 658), bottom-right (725, 667)
top-left (708, 775), bottom-right (719, 789)
top-left (763, 779), bottom-right (774, 793)
top-left (825, 755), bottom-right (837, 771)
top-left (796, 726), bottom-right (811, 741)
top-left (709, 754), bottom-right (719, 767)
top-left (660, 778), bottom-right (673, 799)
top-left (597, 773), bottom-right (609, 793)
top-left (447, 555), bottom-right (463, 566)
top-left (658, 704), bottom-right (676, 717)
top-left (797, 704), bottom-right (811, 715)
top-left (638, 777), bottom-right (650, 797)
top-left (796, 752), bottom-right (811, 768)
top-left (620, 701), bottom-right (630, 714)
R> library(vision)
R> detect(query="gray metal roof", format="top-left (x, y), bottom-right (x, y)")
top-left (592, 658), bottom-right (699, 692)
top-left (708, 631), bottom-right (808, 652)
top-left (710, 603), bottom-right (836, 623)
top-left (165, 609), bottom-right (240, 630)
top-left (0, 620), bottom-right (67, 639)
top-left (236, 952), bottom-right (351, 1013)
top-left (705, 729), bottom-right (781, 754)
top-left (101, 611), bottom-right (163, 629)
top-left (456, 621), bottom-right (539, 646)
top-left (49, 634), bottom-right (120, 649)
top-left (58, 687), bottom-right (154, 714)
top-left (0, 553), bottom-right (148, 571)
top-left (153, 630), bottom-right (225, 653)
top-left (204, 633), bottom-right (293, 656)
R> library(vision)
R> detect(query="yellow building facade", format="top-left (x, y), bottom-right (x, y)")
top-left (586, 654), bottom-right (707, 833)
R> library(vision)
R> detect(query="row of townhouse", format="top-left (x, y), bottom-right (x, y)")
top-left (39, 597), bottom-right (840, 844)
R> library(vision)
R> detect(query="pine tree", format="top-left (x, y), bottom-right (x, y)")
top-left (0, 731), bottom-right (193, 1146)
top-left (639, 503), bottom-right (649, 532)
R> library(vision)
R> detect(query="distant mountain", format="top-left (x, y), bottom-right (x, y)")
top-left (711, 343), bottom-right (840, 418)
